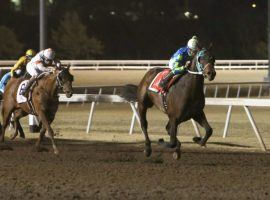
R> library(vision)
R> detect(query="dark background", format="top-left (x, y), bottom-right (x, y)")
top-left (0, 0), bottom-right (267, 59)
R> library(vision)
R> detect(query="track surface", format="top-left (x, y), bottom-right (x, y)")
top-left (0, 139), bottom-right (270, 200)
top-left (0, 68), bottom-right (269, 199)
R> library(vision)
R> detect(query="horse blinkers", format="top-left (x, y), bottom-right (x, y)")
top-left (198, 52), bottom-right (216, 81)
top-left (57, 68), bottom-right (74, 98)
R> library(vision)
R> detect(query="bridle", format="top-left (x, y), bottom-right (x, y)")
top-left (56, 70), bottom-right (65, 89)
top-left (187, 49), bottom-right (208, 75)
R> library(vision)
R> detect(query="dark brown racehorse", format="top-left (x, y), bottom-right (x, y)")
top-left (0, 66), bottom-right (74, 154)
top-left (121, 48), bottom-right (216, 159)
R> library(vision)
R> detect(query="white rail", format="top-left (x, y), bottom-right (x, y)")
top-left (59, 94), bottom-right (270, 151)
top-left (0, 60), bottom-right (268, 70)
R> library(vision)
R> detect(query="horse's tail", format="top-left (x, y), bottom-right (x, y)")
top-left (120, 84), bottom-right (138, 102)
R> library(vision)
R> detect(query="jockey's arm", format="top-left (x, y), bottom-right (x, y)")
top-left (10, 56), bottom-right (26, 77)
top-left (173, 54), bottom-right (185, 68)
top-left (36, 62), bottom-right (52, 73)
top-left (172, 54), bottom-right (187, 74)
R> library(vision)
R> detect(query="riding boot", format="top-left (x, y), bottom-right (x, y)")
top-left (159, 71), bottom-right (175, 90)
top-left (21, 76), bottom-right (36, 97)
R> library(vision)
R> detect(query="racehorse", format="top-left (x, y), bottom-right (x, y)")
top-left (0, 66), bottom-right (74, 154)
top-left (121, 47), bottom-right (216, 159)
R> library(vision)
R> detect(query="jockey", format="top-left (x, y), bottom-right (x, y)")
top-left (11, 49), bottom-right (36, 78)
top-left (0, 72), bottom-right (12, 94)
top-left (0, 49), bottom-right (36, 94)
top-left (159, 36), bottom-right (199, 90)
top-left (22, 48), bottom-right (61, 97)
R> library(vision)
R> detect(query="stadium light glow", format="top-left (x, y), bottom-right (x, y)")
top-left (184, 11), bottom-right (192, 18)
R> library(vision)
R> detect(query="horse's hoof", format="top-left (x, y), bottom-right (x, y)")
top-left (158, 138), bottom-right (165, 145)
top-left (144, 148), bottom-right (152, 157)
top-left (19, 134), bottom-right (25, 139)
top-left (193, 137), bottom-right (202, 144)
top-left (173, 151), bottom-right (181, 160)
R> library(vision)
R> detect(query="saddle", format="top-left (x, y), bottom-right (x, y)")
top-left (148, 69), bottom-right (180, 94)
top-left (17, 72), bottom-right (49, 115)
top-left (148, 69), bottom-right (182, 111)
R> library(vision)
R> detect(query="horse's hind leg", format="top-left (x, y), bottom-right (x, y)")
top-left (10, 110), bottom-right (26, 140)
top-left (0, 104), bottom-right (14, 150)
top-left (0, 104), bottom-right (14, 142)
top-left (138, 102), bottom-right (152, 157)
top-left (192, 111), bottom-right (213, 146)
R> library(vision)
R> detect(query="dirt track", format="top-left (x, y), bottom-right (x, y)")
top-left (0, 69), bottom-right (269, 199)
top-left (0, 104), bottom-right (270, 199)
top-left (0, 139), bottom-right (270, 200)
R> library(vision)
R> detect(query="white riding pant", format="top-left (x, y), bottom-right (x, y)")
top-left (168, 59), bottom-right (175, 69)
top-left (26, 62), bottom-right (43, 77)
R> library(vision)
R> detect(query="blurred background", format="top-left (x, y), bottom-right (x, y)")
top-left (0, 0), bottom-right (267, 59)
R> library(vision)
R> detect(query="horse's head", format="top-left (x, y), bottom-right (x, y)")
top-left (56, 65), bottom-right (74, 98)
top-left (196, 47), bottom-right (216, 81)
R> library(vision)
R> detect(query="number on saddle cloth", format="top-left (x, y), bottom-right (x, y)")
top-left (148, 69), bottom-right (172, 93)
top-left (19, 82), bottom-right (27, 95)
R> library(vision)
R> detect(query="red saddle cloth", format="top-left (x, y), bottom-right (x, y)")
top-left (148, 69), bottom-right (175, 93)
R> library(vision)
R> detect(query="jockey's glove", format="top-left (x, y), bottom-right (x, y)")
top-left (185, 61), bottom-right (191, 68)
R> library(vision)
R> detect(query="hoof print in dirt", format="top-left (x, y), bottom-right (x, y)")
top-left (0, 145), bottom-right (13, 151)
top-left (35, 146), bottom-right (49, 152)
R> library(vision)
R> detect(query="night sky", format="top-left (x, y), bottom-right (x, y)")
top-left (0, 0), bottom-right (267, 59)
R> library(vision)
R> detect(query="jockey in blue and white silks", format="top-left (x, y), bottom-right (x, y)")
top-left (0, 72), bottom-right (12, 94)
top-left (159, 36), bottom-right (199, 90)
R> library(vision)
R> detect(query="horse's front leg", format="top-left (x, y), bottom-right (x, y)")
top-left (192, 111), bottom-right (213, 146)
top-left (168, 118), bottom-right (181, 159)
top-left (35, 125), bottom-right (48, 152)
top-left (166, 118), bottom-right (178, 148)
top-left (38, 111), bottom-right (59, 155)
top-left (159, 119), bottom-right (181, 159)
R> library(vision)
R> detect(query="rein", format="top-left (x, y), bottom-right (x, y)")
top-left (187, 70), bottom-right (203, 75)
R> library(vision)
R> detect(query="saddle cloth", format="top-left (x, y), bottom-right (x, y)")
top-left (148, 69), bottom-right (175, 93)
top-left (17, 80), bottom-right (29, 103)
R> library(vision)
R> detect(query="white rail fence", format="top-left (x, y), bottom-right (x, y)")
top-left (59, 94), bottom-right (270, 151)
top-left (0, 60), bottom-right (268, 70)
top-left (74, 82), bottom-right (270, 99)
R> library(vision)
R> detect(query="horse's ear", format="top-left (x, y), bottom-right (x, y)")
top-left (66, 64), bottom-right (71, 70)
